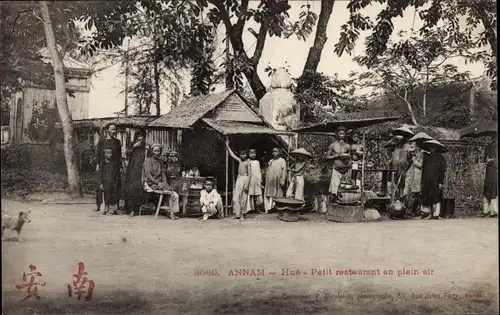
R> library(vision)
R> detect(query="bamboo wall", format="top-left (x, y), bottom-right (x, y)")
top-left (76, 128), bottom-right (180, 159)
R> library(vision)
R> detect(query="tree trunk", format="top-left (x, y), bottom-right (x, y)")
top-left (240, 59), bottom-right (266, 100)
top-left (225, 34), bottom-right (234, 89)
top-left (297, 0), bottom-right (335, 92)
top-left (229, 31), bottom-right (266, 100)
top-left (422, 69), bottom-right (429, 117)
top-left (154, 56), bottom-right (160, 116)
top-left (39, 1), bottom-right (82, 198)
top-left (469, 81), bottom-right (475, 123)
top-left (422, 89), bottom-right (427, 118)
top-left (403, 89), bottom-right (419, 126)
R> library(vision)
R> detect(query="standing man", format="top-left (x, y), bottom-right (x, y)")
top-left (482, 135), bottom-right (498, 218)
top-left (264, 147), bottom-right (287, 213)
top-left (420, 140), bottom-right (447, 219)
top-left (95, 123), bottom-right (122, 212)
top-left (326, 126), bottom-right (352, 201)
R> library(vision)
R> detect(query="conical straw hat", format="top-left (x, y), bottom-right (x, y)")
top-left (420, 139), bottom-right (448, 153)
top-left (409, 132), bottom-right (433, 142)
top-left (391, 126), bottom-right (415, 138)
top-left (290, 148), bottom-right (312, 158)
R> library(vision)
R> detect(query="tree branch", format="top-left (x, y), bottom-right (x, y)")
top-left (251, 24), bottom-right (267, 66)
top-left (234, 0), bottom-right (249, 38)
top-left (208, 0), bottom-right (238, 49)
top-left (59, 26), bottom-right (73, 60)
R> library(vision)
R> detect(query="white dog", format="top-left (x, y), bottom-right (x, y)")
top-left (2, 211), bottom-right (31, 241)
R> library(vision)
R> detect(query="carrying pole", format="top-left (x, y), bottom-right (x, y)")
top-left (225, 135), bottom-right (229, 218)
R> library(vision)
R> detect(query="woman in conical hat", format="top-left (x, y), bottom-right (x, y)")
top-left (391, 126), bottom-right (415, 139)
top-left (403, 133), bottom-right (434, 217)
top-left (419, 139), bottom-right (447, 219)
top-left (286, 148), bottom-right (312, 201)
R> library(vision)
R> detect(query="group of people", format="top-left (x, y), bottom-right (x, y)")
top-left (388, 128), bottom-right (448, 219)
top-left (93, 122), bottom-right (497, 221)
top-left (94, 123), bottom-right (314, 221)
top-left (224, 140), bottom-right (312, 221)
top-left (387, 126), bottom-right (497, 219)
top-left (94, 124), bottom-right (181, 218)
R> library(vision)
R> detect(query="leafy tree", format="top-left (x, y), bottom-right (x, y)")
top-left (350, 29), bottom-right (472, 126)
top-left (335, 0), bottom-right (496, 88)
top-left (292, 72), bottom-right (358, 124)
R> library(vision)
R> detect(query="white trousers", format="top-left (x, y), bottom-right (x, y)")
top-left (483, 197), bottom-right (498, 215)
top-left (286, 175), bottom-right (305, 201)
top-left (421, 203), bottom-right (441, 217)
top-left (264, 197), bottom-right (275, 211)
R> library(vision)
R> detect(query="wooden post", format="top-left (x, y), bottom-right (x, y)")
top-left (361, 132), bottom-right (366, 209)
top-left (225, 135), bottom-right (229, 218)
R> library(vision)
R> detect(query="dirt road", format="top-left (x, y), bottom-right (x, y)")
top-left (2, 199), bottom-right (498, 315)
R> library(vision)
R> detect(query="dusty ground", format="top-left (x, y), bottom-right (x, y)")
top-left (2, 199), bottom-right (498, 315)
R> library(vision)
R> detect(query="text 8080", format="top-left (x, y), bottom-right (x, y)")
top-left (194, 269), bottom-right (219, 276)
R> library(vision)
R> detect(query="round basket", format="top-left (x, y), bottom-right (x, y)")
top-left (338, 191), bottom-right (361, 204)
top-left (274, 197), bottom-right (305, 211)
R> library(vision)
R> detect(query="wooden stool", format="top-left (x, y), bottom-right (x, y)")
top-left (152, 190), bottom-right (174, 219)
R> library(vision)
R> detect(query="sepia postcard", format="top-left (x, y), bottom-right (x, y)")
top-left (1, 0), bottom-right (498, 314)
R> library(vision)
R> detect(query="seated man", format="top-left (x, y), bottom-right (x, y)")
top-left (199, 178), bottom-right (223, 220)
top-left (142, 143), bottom-right (180, 219)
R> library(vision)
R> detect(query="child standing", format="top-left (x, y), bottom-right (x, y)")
top-left (286, 148), bottom-right (312, 201)
top-left (264, 147), bottom-right (287, 213)
top-left (247, 148), bottom-right (264, 212)
top-left (97, 147), bottom-right (120, 215)
top-left (225, 141), bottom-right (250, 220)
top-left (199, 178), bottom-right (222, 220)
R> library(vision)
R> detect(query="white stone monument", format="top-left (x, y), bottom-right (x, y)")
top-left (259, 67), bottom-right (299, 132)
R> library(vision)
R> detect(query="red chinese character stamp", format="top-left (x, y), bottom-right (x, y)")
top-left (67, 261), bottom-right (95, 301)
top-left (15, 264), bottom-right (47, 301)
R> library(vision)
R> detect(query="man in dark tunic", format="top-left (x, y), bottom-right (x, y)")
top-left (123, 130), bottom-right (147, 216)
top-left (142, 144), bottom-right (180, 219)
top-left (482, 136), bottom-right (498, 218)
top-left (420, 146), bottom-right (447, 219)
top-left (95, 123), bottom-right (122, 212)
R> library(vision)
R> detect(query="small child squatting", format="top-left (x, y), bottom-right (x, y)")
top-left (2, 211), bottom-right (31, 241)
top-left (199, 179), bottom-right (223, 220)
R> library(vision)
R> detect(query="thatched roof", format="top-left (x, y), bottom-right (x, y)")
top-left (202, 119), bottom-right (294, 135)
top-left (149, 89), bottom-right (235, 128)
top-left (73, 116), bottom-right (157, 129)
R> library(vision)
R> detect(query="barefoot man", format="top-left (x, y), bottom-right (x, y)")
top-left (326, 126), bottom-right (352, 202)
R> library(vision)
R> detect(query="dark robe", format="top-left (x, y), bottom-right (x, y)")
top-left (95, 137), bottom-right (122, 207)
top-left (421, 152), bottom-right (446, 206)
top-left (97, 160), bottom-right (120, 205)
top-left (484, 141), bottom-right (498, 200)
top-left (123, 145), bottom-right (147, 213)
